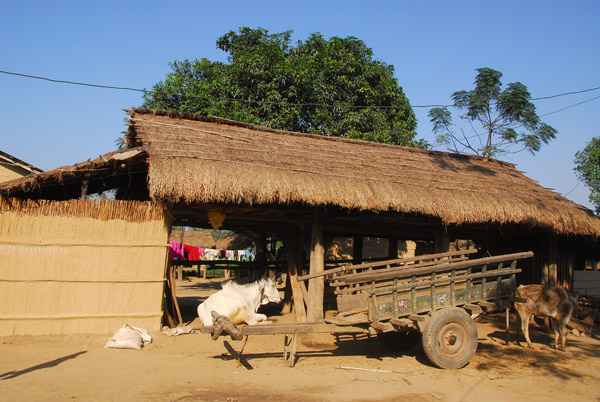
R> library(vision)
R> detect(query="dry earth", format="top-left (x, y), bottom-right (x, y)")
top-left (1, 276), bottom-right (599, 402)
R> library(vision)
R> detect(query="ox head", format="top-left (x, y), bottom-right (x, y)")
top-left (259, 276), bottom-right (281, 305)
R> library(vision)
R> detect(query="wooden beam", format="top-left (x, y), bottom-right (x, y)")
top-left (542, 234), bottom-right (558, 286)
top-left (307, 207), bottom-right (325, 321)
top-left (284, 229), bottom-right (307, 322)
top-left (298, 249), bottom-right (479, 282)
top-left (434, 230), bottom-right (450, 254)
top-left (388, 237), bottom-right (398, 259)
top-left (353, 235), bottom-right (363, 265)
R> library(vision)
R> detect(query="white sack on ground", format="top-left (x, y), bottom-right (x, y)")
top-left (104, 324), bottom-right (153, 350)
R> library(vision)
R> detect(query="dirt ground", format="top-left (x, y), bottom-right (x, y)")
top-left (1, 276), bottom-right (600, 402)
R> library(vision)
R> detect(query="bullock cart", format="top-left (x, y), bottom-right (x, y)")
top-left (196, 249), bottom-right (533, 369)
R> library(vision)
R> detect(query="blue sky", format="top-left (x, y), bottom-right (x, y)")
top-left (1, 1), bottom-right (598, 209)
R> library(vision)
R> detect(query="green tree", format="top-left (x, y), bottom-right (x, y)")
top-left (141, 27), bottom-right (423, 147)
top-left (574, 137), bottom-right (600, 214)
top-left (428, 68), bottom-right (557, 158)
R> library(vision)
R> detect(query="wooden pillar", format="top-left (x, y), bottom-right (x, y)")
top-left (434, 230), bottom-right (450, 254)
top-left (388, 237), bottom-right (398, 259)
top-left (281, 229), bottom-right (307, 321)
top-left (307, 208), bottom-right (325, 321)
top-left (80, 180), bottom-right (88, 199)
top-left (253, 232), bottom-right (268, 280)
top-left (542, 234), bottom-right (558, 286)
top-left (353, 236), bottom-right (363, 265)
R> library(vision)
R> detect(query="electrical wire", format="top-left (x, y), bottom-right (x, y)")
top-left (532, 86), bottom-right (600, 100)
top-left (540, 95), bottom-right (600, 117)
top-left (429, 93), bottom-right (600, 150)
top-left (563, 180), bottom-right (581, 197)
top-left (1, 69), bottom-right (599, 110)
top-left (0, 70), bottom-right (147, 93)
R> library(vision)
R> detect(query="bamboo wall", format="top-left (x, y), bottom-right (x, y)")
top-left (0, 198), bottom-right (170, 336)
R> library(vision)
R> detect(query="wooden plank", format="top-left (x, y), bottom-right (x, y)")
top-left (194, 322), bottom-right (369, 335)
top-left (370, 276), bottom-right (518, 321)
top-left (331, 256), bottom-right (470, 285)
top-left (297, 249), bottom-right (479, 282)
top-left (337, 293), bottom-right (369, 312)
top-left (368, 266), bottom-right (522, 296)
top-left (389, 317), bottom-right (414, 327)
top-left (341, 252), bottom-right (533, 284)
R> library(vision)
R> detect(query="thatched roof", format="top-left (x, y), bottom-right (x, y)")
top-left (1, 108), bottom-right (598, 238)
top-left (169, 230), bottom-right (216, 248)
top-left (0, 147), bottom-right (149, 200)
top-left (124, 108), bottom-right (600, 237)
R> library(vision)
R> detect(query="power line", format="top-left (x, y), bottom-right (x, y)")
top-left (563, 180), bottom-right (581, 197)
top-left (0, 69), bottom-right (425, 108)
top-left (532, 86), bottom-right (600, 100)
top-left (0, 70), bottom-right (147, 93)
top-left (2, 69), bottom-right (599, 111)
top-left (539, 95), bottom-right (600, 117)
top-left (430, 93), bottom-right (600, 150)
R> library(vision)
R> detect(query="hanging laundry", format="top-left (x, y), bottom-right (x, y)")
top-left (185, 245), bottom-right (201, 261)
top-left (205, 249), bottom-right (219, 260)
top-left (169, 241), bottom-right (185, 261)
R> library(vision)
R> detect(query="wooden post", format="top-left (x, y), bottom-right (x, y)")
top-left (353, 236), bottom-right (363, 265)
top-left (253, 232), bottom-right (268, 281)
top-left (308, 208), bottom-right (325, 321)
top-left (388, 237), bottom-right (398, 259)
top-left (542, 234), bottom-right (558, 286)
top-left (80, 180), bottom-right (88, 200)
top-left (282, 229), bottom-right (307, 321)
top-left (434, 230), bottom-right (450, 254)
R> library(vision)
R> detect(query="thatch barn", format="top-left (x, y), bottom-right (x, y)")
top-left (1, 108), bottom-right (599, 334)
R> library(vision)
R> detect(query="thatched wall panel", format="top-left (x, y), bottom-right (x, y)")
top-left (0, 198), bottom-right (169, 336)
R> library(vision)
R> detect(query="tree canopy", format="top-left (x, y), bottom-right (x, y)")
top-left (574, 137), bottom-right (600, 214)
top-left (428, 68), bottom-right (557, 159)
top-left (141, 27), bottom-right (423, 147)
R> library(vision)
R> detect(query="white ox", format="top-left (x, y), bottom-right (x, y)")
top-left (197, 277), bottom-right (281, 326)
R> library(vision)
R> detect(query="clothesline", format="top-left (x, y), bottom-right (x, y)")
top-left (168, 241), bottom-right (255, 262)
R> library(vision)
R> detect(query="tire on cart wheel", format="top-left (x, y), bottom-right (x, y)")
top-left (377, 330), bottom-right (422, 352)
top-left (422, 307), bottom-right (478, 369)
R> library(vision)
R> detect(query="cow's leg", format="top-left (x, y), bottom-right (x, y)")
top-left (514, 305), bottom-right (528, 346)
top-left (244, 313), bottom-right (267, 326)
top-left (555, 318), bottom-right (568, 351)
top-left (551, 319), bottom-right (560, 350)
top-left (561, 325), bottom-right (568, 351)
top-left (522, 313), bottom-right (534, 348)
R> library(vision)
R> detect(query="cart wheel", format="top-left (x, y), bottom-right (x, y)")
top-left (377, 331), bottom-right (422, 352)
top-left (422, 307), bottom-right (478, 369)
